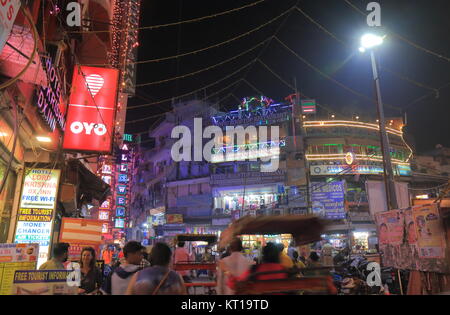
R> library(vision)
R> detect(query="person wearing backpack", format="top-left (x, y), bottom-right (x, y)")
top-left (108, 241), bottom-right (144, 295)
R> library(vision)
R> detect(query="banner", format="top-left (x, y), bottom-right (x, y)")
top-left (166, 214), bottom-right (183, 224)
top-left (412, 204), bottom-right (446, 259)
top-left (0, 0), bottom-right (20, 53)
top-left (63, 66), bottom-right (119, 152)
top-left (0, 244), bottom-right (38, 295)
top-left (311, 181), bottom-right (346, 219)
top-left (14, 169), bottom-right (61, 268)
top-left (11, 270), bottom-right (77, 295)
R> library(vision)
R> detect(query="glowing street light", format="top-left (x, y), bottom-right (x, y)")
top-left (360, 33), bottom-right (384, 51)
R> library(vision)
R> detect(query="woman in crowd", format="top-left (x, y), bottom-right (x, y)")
top-left (79, 247), bottom-right (103, 295)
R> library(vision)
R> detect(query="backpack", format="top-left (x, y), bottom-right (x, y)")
top-left (102, 264), bottom-right (139, 295)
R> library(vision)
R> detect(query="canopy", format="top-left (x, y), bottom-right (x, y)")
top-left (219, 215), bottom-right (325, 250)
top-left (175, 234), bottom-right (218, 244)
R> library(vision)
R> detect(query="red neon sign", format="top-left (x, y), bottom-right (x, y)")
top-left (63, 66), bottom-right (119, 152)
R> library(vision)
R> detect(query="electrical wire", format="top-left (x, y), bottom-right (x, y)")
top-left (293, 6), bottom-right (439, 95)
top-left (343, 0), bottom-right (450, 63)
top-left (83, 6), bottom-right (294, 66)
top-left (130, 59), bottom-right (256, 107)
top-left (273, 36), bottom-right (402, 112)
top-left (70, 0), bottom-right (268, 34)
top-left (134, 36), bottom-right (272, 86)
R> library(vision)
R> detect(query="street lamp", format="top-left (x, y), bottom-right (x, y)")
top-left (360, 33), bottom-right (398, 210)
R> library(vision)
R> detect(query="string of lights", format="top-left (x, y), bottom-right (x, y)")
top-left (70, 0), bottom-right (267, 34)
top-left (129, 59), bottom-right (256, 107)
top-left (293, 6), bottom-right (440, 95)
top-left (343, 0), bottom-right (450, 63)
top-left (137, 36), bottom-right (272, 86)
top-left (85, 6), bottom-right (294, 67)
top-left (274, 36), bottom-right (402, 112)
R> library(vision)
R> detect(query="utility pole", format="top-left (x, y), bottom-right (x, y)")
top-left (370, 50), bottom-right (398, 210)
top-left (294, 78), bottom-right (312, 215)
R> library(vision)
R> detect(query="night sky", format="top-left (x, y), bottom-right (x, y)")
top-left (125, 0), bottom-right (450, 153)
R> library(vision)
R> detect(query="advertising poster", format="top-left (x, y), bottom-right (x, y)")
top-left (412, 204), bottom-right (446, 259)
top-left (376, 208), bottom-right (448, 273)
top-left (11, 270), bottom-right (77, 295)
top-left (377, 210), bottom-right (403, 246)
top-left (14, 169), bottom-right (61, 268)
top-left (0, 243), bottom-right (38, 295)
top-left (311, 181), bottom-right (346, 219)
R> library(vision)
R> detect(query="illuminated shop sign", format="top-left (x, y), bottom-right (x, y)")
top-left (36, 56), bottom-right (66, 132)
top-left (115, 219), bottom-right (125, 228)
top-left (116, 207), bottom-right (125, 217)
top-left (15, 169), bottom-right (60, 268)
top-left (117, 185), bottom-right (127, 195)
top-left (99, 211), bottom-right (109, 221)
top-left (63, 66), bottom-right (119, 152)
top-left (310, 164), bottom-right (412, 176)
top-left (211, 140), bottom-right (285, 163)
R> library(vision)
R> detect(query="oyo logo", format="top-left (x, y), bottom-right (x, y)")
top-left (85, 74), bottom-right (105, 97)
top-left (70, 122), bottom-right (107, 136)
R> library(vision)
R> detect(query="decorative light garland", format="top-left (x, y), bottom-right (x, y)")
top-left (303, 120), bottom-right (403, 137)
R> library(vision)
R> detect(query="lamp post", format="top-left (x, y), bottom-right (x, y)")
top-left (360, 34), bottom-right (398, 210)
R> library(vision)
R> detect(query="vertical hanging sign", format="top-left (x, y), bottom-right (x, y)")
top-left (63, 66), bottom-right (119, 152)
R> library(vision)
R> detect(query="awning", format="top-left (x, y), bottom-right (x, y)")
top-left (67, 159), bottom-right (111, 203)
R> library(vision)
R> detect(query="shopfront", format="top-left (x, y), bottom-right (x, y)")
top-left (213, 184), bottom-right (286, 214)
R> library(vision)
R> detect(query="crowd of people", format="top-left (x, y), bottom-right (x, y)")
top-left (39, 239), bottom-right (338, 295)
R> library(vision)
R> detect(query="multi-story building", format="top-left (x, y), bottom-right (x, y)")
top-left (130, 100), bottom-right (219, 242)
top-left (303, 117), bottom-right (413, 250)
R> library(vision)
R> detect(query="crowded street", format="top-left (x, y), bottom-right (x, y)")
top-left (0, 0), bottom-right (449, 303)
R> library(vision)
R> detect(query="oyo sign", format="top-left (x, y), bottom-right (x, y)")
top-left (70, 122), bottom-right (107, 136)
top-left (63, 66), bottom-right (119, 152)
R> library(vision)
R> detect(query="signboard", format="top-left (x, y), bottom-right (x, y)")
top-left (63, 66), bottom-right (119, 152)
top-left (11, 270), bottom-right (77, 295)
top-left (115, 219), bottom-right (125, 228)
top-left (412, 204), bottom-right (446, 259)
top-left (377, 210), bottom-right (403, 246)
top-left (310, 164), bottom-right (411, 176)
top-left (15, 169), bottom-right (61, 268)
top-left (36, 55), bottom-right (66, 131)
top-left (311, 181), bottom-right (346, 219)
top-left (301, 99), bottom-right (316, 114)
top-left (0, 0), bottom-right (20, 53)
top-left (67, 244), bottom-right (100, 262)
top-left (59, 218), bottom-right (103, 245)
top-left (0, 243), bottom-right (38, 295)
top-left (19, 169), bottom-right (60, 209)
top-left (166, 214), bottom-right (183, 224)
top-left (98, 211), bottom-right (109, 221)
